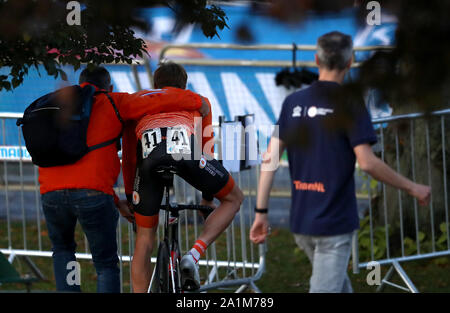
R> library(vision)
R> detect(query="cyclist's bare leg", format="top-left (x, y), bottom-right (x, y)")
top-left (132, 225), bottom-right (157, 293)
top-left (180, 184), bottom-right (243, 290)
top-left (198, 184), bottom-right (244, 246)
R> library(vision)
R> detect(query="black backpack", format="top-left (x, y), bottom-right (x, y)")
top-left (16, 84), bottom-right (124, 167)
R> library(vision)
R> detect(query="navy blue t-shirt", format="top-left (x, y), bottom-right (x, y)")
top-left (276, 81), bottom-right (377, 236)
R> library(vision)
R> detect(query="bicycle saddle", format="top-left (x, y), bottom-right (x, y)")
top-left (154, 165), bottom-right (178, 187)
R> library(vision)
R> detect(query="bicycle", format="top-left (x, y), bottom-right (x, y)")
top-left (147, 165), bottom-right (213, 293)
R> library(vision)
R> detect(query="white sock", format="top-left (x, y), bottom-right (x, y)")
top-left (188, 240), bottom-right (207, 264)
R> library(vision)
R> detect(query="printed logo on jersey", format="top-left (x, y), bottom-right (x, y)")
top-left (199, 156), bottom-right (207, 169)
top-left (133, 169), bottom-right (140, 191)
top-left (293, 180), bottom-right (326, 193)
top-left (132, 191), bottom-right (140, 205)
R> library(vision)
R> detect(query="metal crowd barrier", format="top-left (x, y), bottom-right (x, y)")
top-left (0, 113), bottom-right (265, 293)
top-left (2, 110), bottom-right (449, 293)
top-left (352, 108), bottom-right (450, 293)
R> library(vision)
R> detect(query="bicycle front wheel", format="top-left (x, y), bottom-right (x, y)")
top-left (149, 241), bottom-right (170, 293)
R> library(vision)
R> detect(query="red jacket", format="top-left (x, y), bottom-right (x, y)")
top-left (38, 84), bottom-right (202, 203)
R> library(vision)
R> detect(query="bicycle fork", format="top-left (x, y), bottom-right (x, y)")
top-left (165, 183), bottom-right (182, 293)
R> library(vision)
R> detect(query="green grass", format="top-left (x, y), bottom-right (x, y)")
top-left (259, 228), bottom-right (450, 293)
top-left (1, 220), bottom-right (450, 293)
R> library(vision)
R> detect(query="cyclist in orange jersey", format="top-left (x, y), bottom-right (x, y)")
top-left (122, 62), bottom-right (244, 292)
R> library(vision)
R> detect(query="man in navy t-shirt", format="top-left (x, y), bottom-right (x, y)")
top-left (277, 79), bottom-right (379, 236)
top-left (250, 31), bottom-right (431, 293)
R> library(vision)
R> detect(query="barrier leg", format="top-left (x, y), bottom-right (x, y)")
top-left (232, 280), bottom-right (262, 293)
top-left (377, 265), bottom-right (394, 292)
top-left (206, 265), bottom-right (218, 284)
top-left (20, 255), bottom-right (47, 281)
top-left (377, 261), bottom-right (419, 293)
top-left (249, 281), bottom-right (262, 293)
top-left (7, 253), bottom-right (46, 281)
top-left (235, 284), bottom-right (248, 293)
top-left (392, 261), bottom-right (419, 293)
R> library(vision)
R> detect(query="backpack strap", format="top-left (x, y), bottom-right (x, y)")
top-left (87, 137), bottom-right (120, 152)
top-left (87, 91), bottom-right (125, 152)
top-left (102, 92), bottom-right (124, 125)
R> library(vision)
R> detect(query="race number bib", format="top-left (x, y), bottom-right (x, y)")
top-left (141, 128), bottom-right (162, 158)
top-left (167, 127), bottom-right (191, 155)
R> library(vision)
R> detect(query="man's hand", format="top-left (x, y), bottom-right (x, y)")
top-left (199, 96), bottom-right (210, 117)
top-left (355, 144), bottom-right (432, 207)
top-left (117, 200), bottom-right (135, 223)
top-left (250, 214), bottom-right (270, 244)
top-left (409, 183), bottom-right (432, 206)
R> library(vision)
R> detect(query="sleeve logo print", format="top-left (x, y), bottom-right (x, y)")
top-left (307, 106), bottom-right (334, 118)
top-left (292, 105), bottom-right (334, 118)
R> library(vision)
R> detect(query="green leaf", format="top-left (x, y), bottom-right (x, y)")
top-left (436, 235), bottom-right (446, 245)
top-left (440, 223), bottom-right (449, 234)
top-left (370, 179), bottom-right (378, 190)
top-left (418, 232), bottom-right (426, 242)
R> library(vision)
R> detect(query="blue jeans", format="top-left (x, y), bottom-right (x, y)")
top-left (42, 189), bottom-right (120, 293)
top-left (294, 232), bottom-right (354, 293)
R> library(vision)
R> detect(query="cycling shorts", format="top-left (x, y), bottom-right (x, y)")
top-left (132, 127), bottom-right (235, 228)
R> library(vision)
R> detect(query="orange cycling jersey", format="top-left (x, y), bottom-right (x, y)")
top-left (135, 97), bottom-right (214, 154)
top-left (121, 92), bottom-right (214, 198)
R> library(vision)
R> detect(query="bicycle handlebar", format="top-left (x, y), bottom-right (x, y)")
top-left (130, 204), bottom-right (214, 233)
top-left (159, 204), bottom-right (213, 212)
top-left (159, 204), bottom-right (214, 219)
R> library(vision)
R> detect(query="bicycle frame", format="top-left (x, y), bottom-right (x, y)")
top-left (149, 177), bottom-right (182, 293)
top-left (147, 168), bottom-right (213, 293)
top-left (163, 181), bottom-right (182, 293)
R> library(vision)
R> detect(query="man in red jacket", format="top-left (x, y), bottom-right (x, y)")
top-left (39, 66), bottom-right (207, 293)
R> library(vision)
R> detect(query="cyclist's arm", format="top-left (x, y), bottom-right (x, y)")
top-left (197, 97), bottom-right (215, 202)
top-left (121, 121), bottom-right (138, 202)
top-left (118, 87), bottom-right (203, 121)
top-left (201, 97), bottom-right (214, 157)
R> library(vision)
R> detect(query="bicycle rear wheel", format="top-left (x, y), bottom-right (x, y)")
top-left (170, 240), bottom-right (182, 293)
top-left (149, 241), bottom-right (170, 293)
